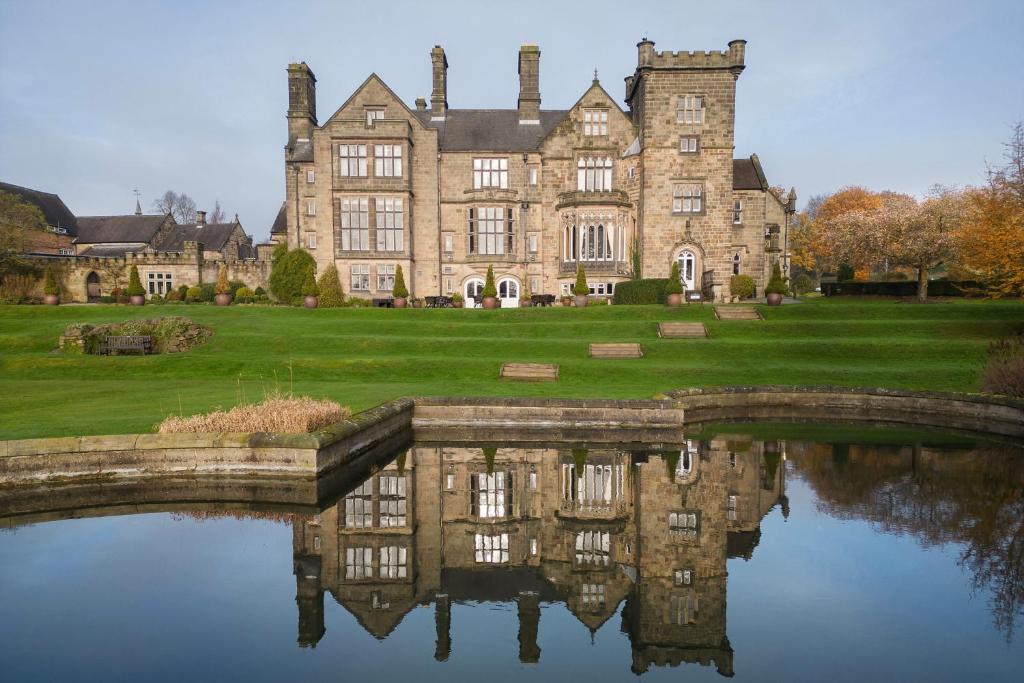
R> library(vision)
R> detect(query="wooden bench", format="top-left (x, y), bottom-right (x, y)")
top-left (713, 306), bottom-right (762, 320)
top-left (658, 322), bottom-right (708, 338)
top-left (500, 363), bottom-right (559, 381)
top-left (531, 294), bottom-right (557, 307)
top-left (101, 335), bottom-right (153, 355)
top-left (372, 297), bottom-right (395, 308)
top-left (589, 343), bottom-right (644, 359)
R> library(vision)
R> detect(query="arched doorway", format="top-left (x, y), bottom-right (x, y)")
top-left (677, 250), bottom-right (696, 292)
top-left (86, 272), bottom-right (100, 303)
top-left (497, 277), bottom-right (519, 308)
top-left (464, 278), bottom-right (485, 308)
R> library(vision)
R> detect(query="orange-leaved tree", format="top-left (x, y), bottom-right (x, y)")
top-left (804, 187), bottom-right (884, 276)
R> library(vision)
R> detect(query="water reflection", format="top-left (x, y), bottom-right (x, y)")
top-left (292, 438), bottom-right (787, 676)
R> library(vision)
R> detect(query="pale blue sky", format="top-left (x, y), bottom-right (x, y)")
top-left (1, 0), bottom-right (1021, 240)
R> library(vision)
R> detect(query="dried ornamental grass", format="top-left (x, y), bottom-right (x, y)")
top-left (157, 394), bottom-right (349, 434)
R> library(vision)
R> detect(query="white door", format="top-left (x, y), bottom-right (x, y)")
top-left (465, 278), bottom-right (484, 308)
top-left (678, 251), bottom-right (696, 291)
top-left (498, 278), bottom-right (519, 308)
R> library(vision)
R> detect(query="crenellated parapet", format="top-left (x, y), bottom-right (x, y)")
top-left (635, 38), bottom-right (745, 73)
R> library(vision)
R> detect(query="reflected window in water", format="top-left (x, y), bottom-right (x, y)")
top-left (380, 546), bottom-right (407, 579)
top-left (379, 475), bottom-right (407, 527)
top-left (471, 471), bottom-right (512, 518)
top-left (474, 533), bottom-right (509, 563)
top-left (582, 583), bottom-right (606, 610)
top-left (670, 594), bottom-right (699, 625)
top-left (575, 531), bottom-right (611, 566)
top-left (345, 547), bottom-right (373, 579)
top-left (344, 480), bottom-right (373, 528)
top-left (669, 511), bottom-right (700, 540)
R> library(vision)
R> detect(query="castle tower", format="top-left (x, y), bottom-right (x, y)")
top-left (627, 38), bottom-right (746, 301)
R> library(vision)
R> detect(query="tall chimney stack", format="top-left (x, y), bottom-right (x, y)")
top-left (195, 210), bottom-right (206, 228)
top-left (287, 62), bottom-right (317, 143)
top-left (430, 46), bottom-right (448, 121)
top-left (518, 45), bottom-right (541, 124)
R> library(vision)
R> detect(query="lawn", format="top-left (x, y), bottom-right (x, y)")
top-left (0, 298), bottom-right (1021, 440)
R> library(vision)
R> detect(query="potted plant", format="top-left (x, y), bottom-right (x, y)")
top-left (214, 265), bottom-right (232, 306)
top-left (392, 265), bottom-right (409, 308)
top-left (302, 268), bottom-right (319, 308)
top-left (561, 294), bottom-right (572, 307)
top-left (127, 265), bottom-right (146, 305)
top-left (665, 262), bottom-right (683, 307)
top-left (573, 264), bottom-right (589, 308)
top-left (42, 266), bottom-right (60, 305)
top-left (411, 297), bottom-right (424, 308)
top-left (764, 262), bottom-right (788, 306)
top-left (451, 292), bottom-right (465, 308)
top-left (481, 265), bottom-right (499, 309)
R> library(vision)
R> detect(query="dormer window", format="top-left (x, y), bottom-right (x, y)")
top-left (676, 95), bottom-right (704, 124)
top-left (365, 107), bottom-right (384, 126)
top-left (577, 157), bottom-right (613, 192)
top-left (583, 109), bottom-right (608, 136)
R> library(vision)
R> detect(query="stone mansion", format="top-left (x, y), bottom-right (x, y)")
top-left (277, 37), bottom-right (796, 305)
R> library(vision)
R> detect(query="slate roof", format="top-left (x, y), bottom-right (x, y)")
top-left (78, 244), bottom-right (147, 257)
top-left (75, 215), bottom-right (167, 244)
top-left (0, 181), bottom-right (78, 235)
top-left (157, 223), bottom-right (238, 252)
top-left (413, 109), bottom-right (568, 151)
top-left (270, 202), bottom-right (287, 234)
top-left (733, 156), bottom-right (769, 191)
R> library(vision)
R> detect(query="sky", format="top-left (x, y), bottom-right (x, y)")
top-left (1, 0), bottom-right (1021, 242)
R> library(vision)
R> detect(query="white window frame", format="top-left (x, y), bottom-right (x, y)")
top-left (528, 233), bottom-right (538, 254)
top-left (577, 157), bottom-right (613, 192)
top-left (306, 199), bottom-right (316, 216)
top-left (306, 169), bottom-right (315, 183)
top-left (373, 144), bottom-right (403, 178)
top-left (375, 197), bottom-right (404, 251)
top-left (474, 533), bottom-right (509, 564)
top-left (443, 233), bottom-right (454, 253)
top-left (472, 158), bottom-right (508, 189)
top-left (673, 184), bottom-right (704, 214)
top-left (681, 136), bottom-right (699, 154)
top-left (350, 264), bottom-right (370, 291)
top-left (345, 546), bottom-right (373, 579)
top-left (307, 232), bottom-right (317, 249)
top-left (146, 272), bottom-right (173, 295)
top-left (377, 264), bottom-right (396, 291)
top-left (468, 206), bottom-right (513, 255)
top-left (676, 95), bottom-right (705, 124)
top-left (528, 167), bottom-right (539, 186)
top-left (733, 199), bottom-right (743, 224)
top-left (339, 197), bottom-right (369, 251)
top-left (379, 545), bottom-right (407, 579)
top-left (583, 109), bottom-right (608, 136)
top-left (338, 144), bottom-right (368, 177)
top-left (365, 107), bottom-right (384, 126)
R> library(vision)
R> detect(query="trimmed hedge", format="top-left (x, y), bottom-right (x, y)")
top-left (613, 278), bottom-right (670, 305)
top-left (821, 280), bottom-right (980, 297)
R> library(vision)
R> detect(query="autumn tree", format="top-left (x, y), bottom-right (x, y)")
top-left (152, 190), bottom-right (197, 224)
top-left (0, 189), bottom-right (47, 281)
top-left (800, 187), bottom-right (884, 277)
top-left (957, 122), bottom-right (1024, 297)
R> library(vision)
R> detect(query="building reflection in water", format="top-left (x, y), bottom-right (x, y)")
top-left (292, 436), bottom-right (788, 676)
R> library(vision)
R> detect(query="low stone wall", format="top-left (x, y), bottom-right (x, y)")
top-left (666, 386), bottom-right (1024, 438)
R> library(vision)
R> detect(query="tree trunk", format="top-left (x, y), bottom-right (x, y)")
top-left (917, 265), bottom-right (928, 303)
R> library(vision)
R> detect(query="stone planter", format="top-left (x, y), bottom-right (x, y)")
top-left (393, 297), bottom-right (407, 308)
top-left (453, 300), bottom-right (464, 309)
top-left (129, 294), bottom-right (146, 306)
top-left (304, 295), bottom-right (318, 309)
top-left (575, 294), bottom-right (589, 308)
top-left (561, 296), bottom-right (572, 307)
top-left (766, 292), bottom-right (783, 306)
top-left (215, 293), bottom-right (232, 307)
top-left (43, 294), bottom-right (60, 306)
top-left (665, 293), bottom-right (682, 307)
top-left (412, 299), bottom-right (424, 308)
top-left (482, 296), bottom-right (499, 310)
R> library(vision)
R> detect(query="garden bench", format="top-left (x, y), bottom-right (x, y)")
top-left (531, 294), bottom-right (556, 307)
top-left (658, 322), bottom-right (708, 338)
top-left (589, 343), bottom-right (644, 359)
top-left (500, 363), bottom-right (559, 381)
top-left (372, 297), bottom-right (395, 308)
top-left (101, 335), bottom-right (152, 355)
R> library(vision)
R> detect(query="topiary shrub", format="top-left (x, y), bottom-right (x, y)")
top-left (482, 265), bottom-right (497, 298)
top-left (268, 248), bottom-right (316, 302)
top-left (392, 264), bottom-right (409, 299)
top-left (665, 263), bottom-right (683, 295)
top-left (127, 265), bottom-right (145, 297)
top-left (730, 274), bottom-right (756, 299)
top-left (765, 262), bottom-right (789, 296)
top-left (215, 265), bottom-right (230, 295)
top-left (43, 266), bottom-right (60, 296)
top-left (573, 264), bottom-right (589, 296)
top-left (317, 265), bottom-right (345, 307)
top-left (613, 278), bottom-right (670, 305)
top-left (185, 286), bottom-right (202, 303)
top-left (792, 273), bottom-right (814, 295)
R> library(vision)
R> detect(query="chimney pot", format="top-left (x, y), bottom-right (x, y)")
top-left (196, 210), bottom-right (206, 227)
top-left (517, 44), bottom-right (541, 124)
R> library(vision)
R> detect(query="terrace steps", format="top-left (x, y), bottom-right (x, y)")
top-left (589, 343), bottom-right (644, 359)
top-left (714, 306), bottom-right (762, 321)
top-left (658, 322), bottom-right (708, 338)
top-left (500, 363), bottom-right (559, 381)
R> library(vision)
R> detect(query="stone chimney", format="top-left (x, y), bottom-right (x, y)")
top-left (415, 97), bottom-right (427, 111)
top-left (196, 210), bottom-right (206, 228)
top-left (287, 62), bottom-right (317, 142)
top-left (517, 45), bottom-right (540, 124)
top-left (430, 46), bottom-right (448, 121)
top-left (637, 37), bottom-right (656, 68)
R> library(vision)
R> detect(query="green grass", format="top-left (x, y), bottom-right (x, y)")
top-left (0, 298), bottom-right (1021, 440)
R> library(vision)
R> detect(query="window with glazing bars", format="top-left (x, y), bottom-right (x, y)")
top-left (474, 533), bottom-right (509, 563)
top-left (473, 158), bottom-right (508, 189)
top-left (733, 200), bottom-right (743, 224)
top-left (577, 157), bottom-right (612, 191)
top-left (374, 145), bottom-right (402, 177)
top-left (379, 545), bottom-right (407, 579)
top-left (351, 265), bottom-right (370, 291)
top-left (583, 109), bottom-right (608, 136)
top-left (670, 594), bottom-right (699, 624)
top-left (676, 95), bottom-right (704, 124)
top-left (669, 511), bottom-right (699, 540)
top-left (339, 144), bottom-right (367, 177)
top-left (575, 531), bottom-right (611, 566)
top-left (339, 197), bottom-right (369, 250)
top-left (468, 207), bottom-right (514, 255)
top-left (377, 264), bottom-right (395, 291)
top-left (581, 584), bottom-right (606, 609)
top-left (375, 197), bottom-right (403, 251)
top-left (470, 471), bottom-right (512, 518)
top-left (345, 546), bottom-right (373, 579)
top-left (344, 480), bottom-right (373, 527)
top-left (378, 475), bottom-right (407, 527)
top-left (673, 184), bottom-right (703, 214)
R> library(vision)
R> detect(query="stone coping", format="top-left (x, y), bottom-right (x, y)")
top-left (663, 385), bottom-right (1024, 409)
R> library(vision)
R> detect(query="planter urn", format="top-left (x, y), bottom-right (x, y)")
top-left (215, 293), bottom-right (232, 307)
top-left (665, 293), bottom-right (682, 307)
top-left (393, 297), bottom-right (407, 308)
top-left (412, 299), bottom-right (424, 308)
top-left (574, 294), bottom-right (589, 308)
top-left (304, 295), bottom-right (318, 309)
top-left (453, 300), bottom-right (464, 309)
top-left (43, 294), bottom-right (60, 306)
top-left (482, 296), bottom-right (499, 310)
top-left (130, 294), bottom-right (146, 306)
top-left (766, 293), bottom-right (783, 306)
top-left (520, 299), bottom-right (532, 308)
top-left (561, 296), bottom-right (572, 307)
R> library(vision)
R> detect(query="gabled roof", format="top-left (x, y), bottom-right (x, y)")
top-left (733, 155), bottom-right (769, 191)
top-left (413, 109), bottom-right (567, 151)
top-left (270, 202), bottom-right (287, 234)
top-left (157, 222), bottom-right (239, 252)
top-left (0, 181), bottom-right (78, 235)
top-left (75, 214), bottom-right (167, 244)
top-left (79, 244), bottom-right (148, 257)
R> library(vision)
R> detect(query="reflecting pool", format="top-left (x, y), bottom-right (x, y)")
top-left (1, 427), bottom-right (1022, 681)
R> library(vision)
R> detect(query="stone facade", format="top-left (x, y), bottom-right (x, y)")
top-left (283, 38), bottom-right (795, 303)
